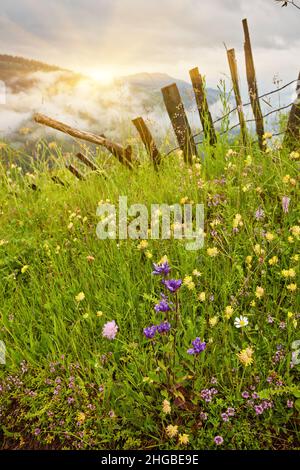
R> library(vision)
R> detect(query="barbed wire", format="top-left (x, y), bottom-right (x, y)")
top-left (165, 78), bottom-right (297, 156)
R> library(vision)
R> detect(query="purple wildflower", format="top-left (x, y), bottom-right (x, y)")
top-left (254, 405), bottom-right (264, 415)
top-left (34, 428), bottom-right (41, 436)
top-left (287, 400), bottom-right (294, 409)
top-left (143, 325), bottom-right (157, 339)
top-left (199, 411), bottom-right (208, 421)
top-left (157, 321), bottom-right (171, 334)
top-left (242, 391), bottom-right (250, 399)
top-left (221, 412), bottom-right (229, 422)
top-left (255, 207), bottom-right (265, 220)
top-left (154, 299), bottom-right (171, 312)
top-left (163, 278), bottom-right (182, 293)
top-left (152, 262), bottom-right (171, 276)
top-left (214, 436), bottom-right (224, 445)
top-left (188, 337), bottom-right (206, 355)
top-left (282, 196), bottom-right (290, 214)
top-left (227, 407), bottom-right (235, 416)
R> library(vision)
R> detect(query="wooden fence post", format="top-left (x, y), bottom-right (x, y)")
top-left (34, 113), bottom-right (133, 168)
top-left (242, 18), bottom-right (265, 149)
top-left (66, 164), bottom-right (85, 180)
top-left (226, 48), bottom-right (247, 146)
top-left (76, 152), bottom-right (98, 171)
top-left (161, 83), bottom-right (197, 163)
top-left (189, 67), bottom-right (217, 146)
top-left (284, 72), bottom-right (300, 148)
top-left (132, 117), bottom-right (161, 169)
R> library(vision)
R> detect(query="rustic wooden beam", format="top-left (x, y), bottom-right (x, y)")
top-left (66, 164), bottom-right (85, 180)
top-left (34, 113), bottom-right (133, 168)
top-left (284, 72), bottom-right (300, 148)
top-left (132, 117), bottom-right (161, 169)
top-left (76, 152), bottom-right (98, 171)
top-left (227, 48), bottom-right (247, 146)
top-left (189, 67), bottom-right (217, 146)
top-left (242, 18), bottom-right (264, 149)
top-left (161, 83), bottom-right (197, 163)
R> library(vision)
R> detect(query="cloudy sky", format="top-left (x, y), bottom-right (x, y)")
top-left (0, 0), bottom-right (299, 90)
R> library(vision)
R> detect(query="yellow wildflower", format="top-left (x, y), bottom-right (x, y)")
top-left (166, 425), bottom-right (178, 438)
top-left (75, 292), bottom-right (85, 302)
top-left (293, 319), bottom-right (297, 329)
top-left (265, 232), bottom-right (275, 242)
top-left (269, 256), bottom-right (278, 266)
top-left (207, 247), bottom-right (219, 257)
top-left (282, 175), bottom-right (290, 184)
top-left (255, 286), bottom-right (264, 299)
top-left (237, 347), bottom-right (254, 367)
top-left (183, 275), bottom-right (195, 290)
top-left (158, 255), bottom-right (168, 265)
top-left (246, 256), bottom-right (252, 266)
top-left (281, 268), bottom-right (296, 278)
top-left (291, 254), bottom-right (299, 262)
top-left (290, 151), bottom-right (299, 160)
top-left (48, 142), bottom-right (57, 150)
top-left (287, 311), bottom-right (294, 319)
top-left (145, 250), bottom-right (153, 259)
top-left (77, 412), bottom-right (86, 423)
top-left (291, 226), bottom-right (300, 238)
top-left (224, 306), bottom-right (234, 319)
top-left (96, 311), bottom-right (103, 317)
top-left (178, 434), bottom-right (189, 445)
top-left (21, 265), bottom-right (29, 274)
top-left (288, 236), bottom-right (294, 244)
top-left (287, 283), bottom-right (297, 292)
top-left (263, 132), bottom-right (272, 140)
top-left (233, 214), bottom-right (243, 228)
top-left (250, 300), bottom-right (256, 307)
top-left (192, 269), bottom-right (201, 277)
top-left (198, 292), bottom-right (206, 302)
top-left (162, 399), bottom-right (171, 414)
top-left (137, 240), bottom-right (148, 250)
top-left (209, 316), bottom-right (218, 327)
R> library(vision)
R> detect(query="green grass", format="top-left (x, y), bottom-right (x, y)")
top-left (0, 136), bottom-right (299, 450)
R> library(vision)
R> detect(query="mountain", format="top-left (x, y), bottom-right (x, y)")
top-left (0, 55), bottom-right (220, 145)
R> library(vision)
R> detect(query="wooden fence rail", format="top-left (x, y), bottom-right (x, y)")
top-left (132, 117), bottom-right (161, 169)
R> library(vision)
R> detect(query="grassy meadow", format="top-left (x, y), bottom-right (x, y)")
top-left (0, 133), bottom-right (299, 450)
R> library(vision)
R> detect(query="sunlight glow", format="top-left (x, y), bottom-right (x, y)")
top-left (86, 68), bottom-right (115, 85)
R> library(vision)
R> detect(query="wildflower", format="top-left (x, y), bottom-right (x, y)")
top-left (34, 428), bottom-right (41, 436)
top-left (137, 240), bottom-right (148, 250)
top-left (109, 410), bottom-right (116, 418)
top-left (250, 300), bottom-right (256, 307)
top-left (82, 312), bottom-right (89, 319)
top-left (242, 391), bottom-right (250, 399)
top-left (77, 412), bottom-right (86, 423)
top-left (227, 407), bottom-right (235, 416)
top-left (187, 337), bottom-right (206, 355)
top-left (221, 412), bottom-right (229, 422)
top-left (281, 268), bottom-right (296, 278)
top-left (145, 250), bottom-right (153, 259)
top-left (198, 292), bottom-right (206, 302)
top-left (183, 275), bottom-right (195, 290)
top-left (154, 299), bottom-right (171, 312)
top-left (287, 283), bottom-right (297, 292)
top-left (290, 151), bottom-right (299, 160)
top-left (157, 321), bottom-right (171, 334)
top-left (67, 222), bottom-right (74, 230)
top-left (166, 425), bottom-right (178, 438)
top-left (224, 305), bottom-right (234, 319)
top-left (291, 226), bottom-right (300, 237)
top-left (209, 316), bottom-right (218, 327)
top-left (234, 316), bottom-right (249, 328)
top-left (143, 325), bottom-right (157, 339)
top-left (263, 132), bottom-right (272, 140)
top-left (207, 247), bottom-right (219, 257)
top-left (214, 436), bottom-right (224, 445)
top-left (178, 434), bottom-right (189, 445)
top-left (86, 255), bottom-right (95, 263)
top-left (233, 214), bottom-right (243, 228)
top-left (254, 405), bottom-right (264, 415)
top-left (269, 256), bottom-right (278, 266)
top-left (254, 244), bottom-right (265, 256)
top-left (192, 269), bottom-right (201, 277)
top-left (21, 265), bottom-right (29, 274)
top-left (162, 399), bottom-right (171, 414)
top-left (96, 311), bottom-right (103, 317)
top-left (246, 256), bottom-right (252, 266)
top-left (265, 232), bottom-right (275, 242)
top-left (75, 292), bottom-right (85, 302)
top-left (245, 155), bottom-right (252, 166)
top-left (226, 149), bottom-right (236, 158)
top-left (255, 286), bottom-right (264, 299)
top-left (152, 261), bottom-right (171, 277)
top-left (291, 254), bottom-right (299, 262)
top-left (282, 196), bottom-right (290, 214)
top-left (287, 400), bottom-right (294, 408)
top-left (199, 411), bottom-right (208, 421)
top-left (163, 279), bottom-right (182, 293)
top-left (255, 208), bottom-right (265, 221)
top-left (102, 320), bottom-right (118, 340)
top-left (237, 347), bottom-right (254, 367)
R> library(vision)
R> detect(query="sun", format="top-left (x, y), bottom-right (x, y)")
top-left (87, 68), bottom-right (114, 85)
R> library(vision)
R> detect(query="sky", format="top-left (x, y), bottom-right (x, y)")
top-left (0, 0), bottom-right (299, 91)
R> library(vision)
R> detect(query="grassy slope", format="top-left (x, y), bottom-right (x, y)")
top-left (0, 138), bottom-right (299, 449)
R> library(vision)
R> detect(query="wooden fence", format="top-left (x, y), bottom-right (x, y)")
top-left (32, 18), bottom-right (300, 179)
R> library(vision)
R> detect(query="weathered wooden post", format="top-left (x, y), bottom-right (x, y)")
top-left (242, 18), bottom-right (265, 149)
top-left (161, 83), bottom-right (197, 163)
top-left (284, 72), bottom-right (300, 149)
top-left (132, 117), bottom-right (161, 169)
top-left (34, 113), bottom-right (133, 168)
top-left (226, 48), bottom-right (247, 146)
top-left (76, 152), bottom-right (98, 171)
top-left (189, 67), bottom-right (217, 146)
top-left (66, 164), bottom-right (85, 180)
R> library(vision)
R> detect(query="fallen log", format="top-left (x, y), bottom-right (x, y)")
top-left (34, 113), bottom-right (133, 168)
